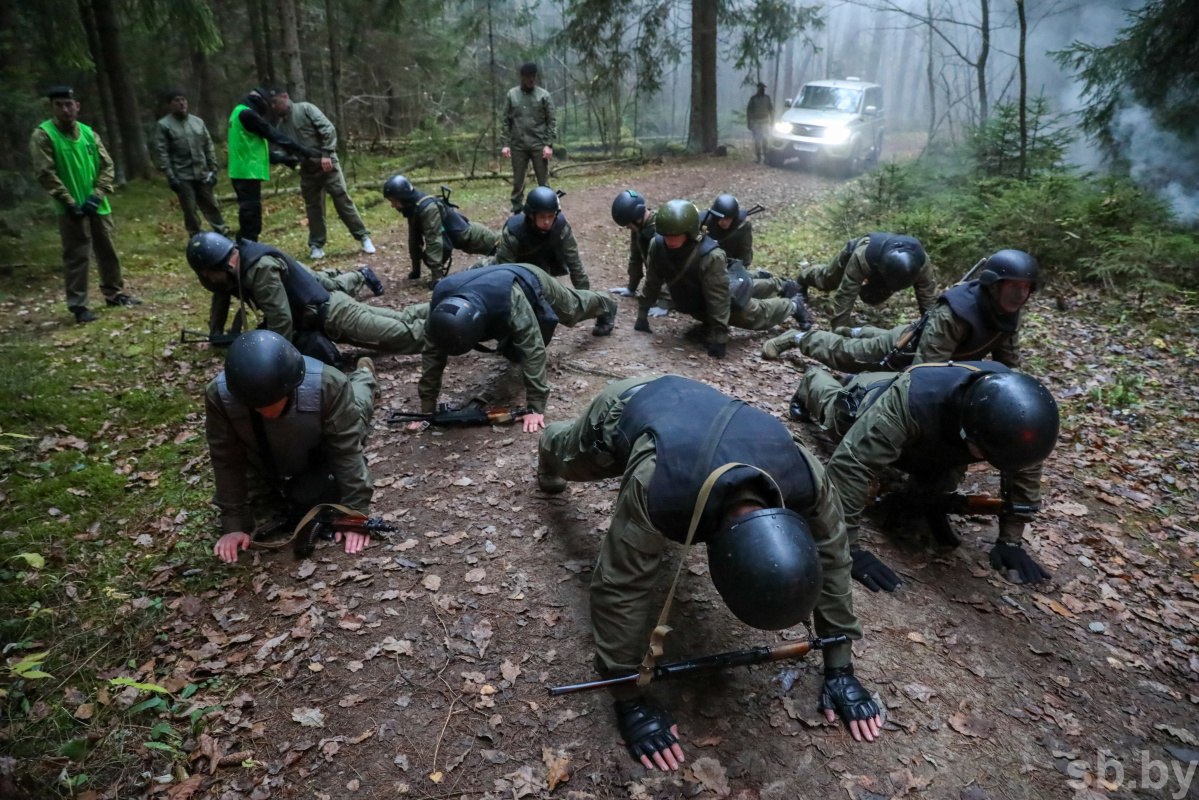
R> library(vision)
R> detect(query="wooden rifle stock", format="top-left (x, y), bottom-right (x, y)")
top-left (547, 635), bottom-right (848, 696)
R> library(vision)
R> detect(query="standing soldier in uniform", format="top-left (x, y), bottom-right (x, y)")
top-left (382, 175), bottom-right (498, 286)
top-left (271, 91), bottom-right (375, 259)
top-left (227, 85), bottom-right (322, 242)
top-left (156, 88), bottom-right (231, 239)
top-left (185, 232), bottom-right (424, 360)
top-left (495, 187), bottom-right (589, 289)
top-left (634, 200), bottom-right (810, 359)
top-left (207, 331), bottom-right (379, 564)
top-left (502, 62), bottom-right (556, 214)
top-left (746, 82), bottom-right (774, 164)
top-left (31, 86), bottom-right (139, 324)
top-left (414, 264), bottom-right (616, 434)
top-left (791, 362), bottom-right (1059, 593)
top-left (537, 375), bottom-right (882, 769)
top-left (768, 249), bottom-right (1035, 371)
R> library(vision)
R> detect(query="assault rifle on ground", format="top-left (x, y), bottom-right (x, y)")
top-left (179, 330), bottom-right (238, 346)
top-left (547, 635), bottom-right (848, 696)
top-left (252, 507), bottom-right (398, 559)
top-left (872, 492), bottom-right (1039, 546)
top-left (878, 257), bottom-right (988, 370)
top-left (387, 404), bottom-right (532, 429)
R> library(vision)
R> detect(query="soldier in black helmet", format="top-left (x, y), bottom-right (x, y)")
top-left (790, 361), bottom-right (1059, 592)
top-left (635, 200), bottom-right (811, 359)
top-left (186, 232), bottom-right (425, 362)
top-left (771, 249), bottom-right (1035, 372)
top-left (609, 190), bottom-right (656, 297)
top-left (205, 331), bottom-right (379, 564)
top-left (704, 192), bottom-right (801, 302)
top-left (413, 263), bottom-right (617, 433)
top-left (383, 175), bottom-right (499, 286)
top-left (494, 187), bottom-right (590, 289)
top-left (537, 375), bottom-right (882, 769)
top-left (791, 233), bottom-right (937, 329)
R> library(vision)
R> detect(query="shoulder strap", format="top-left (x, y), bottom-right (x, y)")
top-left (636, 460), bottom-right (782, 687)
top-left (661, 241), bottom-right (710, 289)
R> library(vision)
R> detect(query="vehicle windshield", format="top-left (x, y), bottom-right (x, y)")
top-left (795, 86), bottom-right (862, 113)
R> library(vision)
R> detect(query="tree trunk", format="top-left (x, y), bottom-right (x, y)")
top-left (782, 37), bottom-right (796, 100)
top-left (247, 0), bottom-right (271, 83)
top-left (78, 0), bottom-right (124, 183)
top-left (925, 0), bottom-right (936, 146)
top-left (977, 0), bottom-right (990, 123)
top-left (864, 18), bottom-right (886, 82)
top-left (688, 0), bottom-right (717, 152)
top-left (892, 23), bottom-right (916, 122)
top-left (1016, 0), bottom-right (1027, 178)
top-left (488, 0), bottom-right (497, 153)
top-left (326, 0), bottom-right (344, 147)
top-left (279, 0), bottom-right (306, 99)
top-left (91, 0), bottom-right (151, 179)
top-left (191, 50), bottom-right (221, 139)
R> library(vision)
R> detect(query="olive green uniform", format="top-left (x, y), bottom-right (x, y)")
top-left (798, 236), bottom-right (939, 329)
top-left (275, 101), bottom-right (369, 249)
top-left (798, 299), bottom-right (1021, 373)
top-left (156, 113), bottom-right (230, 237)
top-left (208, 265), bottom-right (366, 335)
top-left (495, 217), bottom-right (589, 290)
top-left (746, 92), bottom-right (774, 160)
top-left (707, 217), bottom-right (754, 266)
top-left (417, 264), bottom-right (614, 413)
top-left (639, 238), bottom-right (792, 346)
top-left (204, 363), bottom-right (378, 533)
top-left (208, 254), bottom-right (427, 354)
top-left (30, 121), bottom-right (124, 311)
top-left (503, 85), bottom-right (556, 212)
top-left (793, 366), bottom-right (1041, 546)
top-left (409, 196), bottom-right (499, 282)
top-left (625, 210), bottom-right (656, 294)
top-left (538, 376), bottom-right (859, 674)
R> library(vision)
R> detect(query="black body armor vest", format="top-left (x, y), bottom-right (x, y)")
top-left (940, 281), bottom-right (1018, 360)
top-left (431, 264), bottom-right (559, 356)
top-left (503, 214), bottom-right (569, 276)
top-left (239, 241), bottom-right (330, 331)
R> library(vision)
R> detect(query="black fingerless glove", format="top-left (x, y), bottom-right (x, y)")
top-left (614, 698), bottom-right (678, 762)
top-left (634, 315), bottom-right (651, 333)
top-left (989, 542), bottom-right (1051, 584)
top-left (81, 194), bottom-right (102, 215)
top-left (818, 663), bottom-right (880, 722)
top-left (850, 547), bottom-right (901, 592)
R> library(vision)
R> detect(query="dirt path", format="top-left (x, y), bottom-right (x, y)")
top-left (165, 158), bottom-right (1199, 800)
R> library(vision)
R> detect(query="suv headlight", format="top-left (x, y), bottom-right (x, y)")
top-left (824, 126), bottom-right (851, 144)
top-left (773, 121), bottom-right (792, 135)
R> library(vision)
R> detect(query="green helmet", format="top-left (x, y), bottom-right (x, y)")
top-left (655, 199), bottom-right (701, 238)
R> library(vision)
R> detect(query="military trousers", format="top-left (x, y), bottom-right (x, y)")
top-left (539, 377), bottom-right (668, 678)
top-left (798, 323), bottom-right (908, 373)
top-left (323, 294), bottom-right (429, 355)
top-left (540, 275), bottom-right (617, 326)
top-left (510, 148), bottom-right (550, 213)
top-left (454, 222), bottom-right (501, 256)
top-left (729, 296), bottom-right (793, 331)
top-left (750, 124), bottom-right (770, 159)
top-left (752, 276), bottom-right (787, 299)
top-left (300, 165), bottom-right (369, 248)
top-left (59, 212), bottom-right (124, 311)
top-left (797, 258), bottom-right (846, 292)
top-left (175, 180), bottom-right (231, 238)
top-left (231, 178), bottom-right (263, 242)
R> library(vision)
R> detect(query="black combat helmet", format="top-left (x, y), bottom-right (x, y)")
top-left (524, 186), bottom-right (560, 215)
top-left (708, 193), bottom-right (740, 220)
top-left (874, 234), bottom-right (927, 291)
top-left (428, 296), bottom-right (487, 356)
top-left (979, 249), bottom-right (1039, 291)
top-left (708, 508), bottom-right (823, 630)
top-left (224, 331), bottom-right (307, 410)
top-left (611, 190), bottom-right (646, 227)
top-left (959, 371), bottom-right (1059, 471)
top-left (383, 174), bottom-right (419, 206)
top-left (655, 199), bottom-right (701, 238)
top-left (186, 232), bottom-right (236, 275)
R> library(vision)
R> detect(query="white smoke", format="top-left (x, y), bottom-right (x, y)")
top-left (1110, 102), bottom-right (1199, 225)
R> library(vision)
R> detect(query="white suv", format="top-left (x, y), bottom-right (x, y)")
top-left (767, 78), bottom-right (885, 175)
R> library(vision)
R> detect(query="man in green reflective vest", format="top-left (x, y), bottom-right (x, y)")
top-left (30, 85), bottom-right (139, 324)
top-left (227, 85), bottom-right (321, 242)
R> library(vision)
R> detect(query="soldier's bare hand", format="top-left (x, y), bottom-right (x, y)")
top-left (522, 413), bottom-right (546, 433)
top-left (542, 146), bottom-right (553, 160)
top-left (320, 157), bottom-right (333, 173)
top-left (214, 532), bottom-right (251, 563)
top-left (501, 147), bottom-right (512, 158)
top-left (336, 530), bottom-right (370, 554)
top-left (407, 421), bottom-right (424, 431)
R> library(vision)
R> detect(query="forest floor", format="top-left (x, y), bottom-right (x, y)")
top-left (2, 146), bottom-right (1199, 800)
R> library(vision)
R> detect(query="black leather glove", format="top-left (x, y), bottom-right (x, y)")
top-left (850, 547), bottom-right (901, 592)
top-left (707, 341), bottom-right (727, 359)
top-left (167, 177), bottom-right (181, 192)
top-left (81, 194), bottom-right (102, 215)
top-left (989, 542), bottom-right (1051, 584)
top-left (925, 512), bottom-right (961, 547)
top-left (634, 315), bottom-right (651, 333)
top-left (68, 203), bottom-right (86, 219)
top-left (818, 664), bottom-right (880, 722)
top-left (614, 698), bottom-right (678, 763)
top-left (204, 171), bottom-right (218, 187)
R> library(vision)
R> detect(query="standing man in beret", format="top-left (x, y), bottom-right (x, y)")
top-left (502, 62), bottom-right (556, 214)
top-left (156, 88), bottom-right (231, 239)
